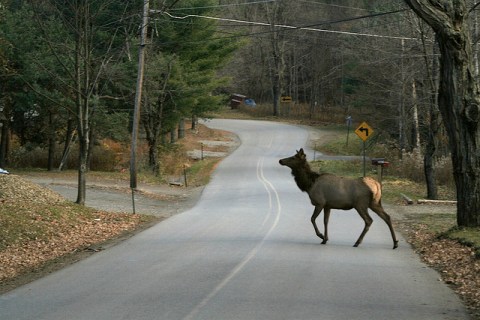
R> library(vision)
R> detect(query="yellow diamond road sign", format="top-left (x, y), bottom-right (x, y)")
top-left (355, 122), bottom-right (374, 142)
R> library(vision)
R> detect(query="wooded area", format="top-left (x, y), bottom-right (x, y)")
top-left (0, 1), bottom-right (479, 226)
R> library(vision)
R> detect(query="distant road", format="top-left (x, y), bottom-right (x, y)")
top-left (23, 175), bottom-right (203, 218)
top-left (0, 119), bottom-right (469, 319)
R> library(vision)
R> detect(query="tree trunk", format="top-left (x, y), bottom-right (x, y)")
top-left (272, 72), bottom-right (280, 116)
top-left (178, 118), bottom-right (185, 139)
top-left (170, 127), bottom-right (177, 143)
top-left (47, 111), bottom-right (56, 171)
top-left (75, 1), bottom-right (91, 205)
top-left (0, 120), bottom-right (9, 168)
top-left (59, 119), bottom-right (75, 171)
top-left (148, 137), bottom-right (159, 176)
top-left (399, 39), bottom-right (407, 158)
top-left (266, 2), bottom-right (284, 117)
top-left (77, 133), bottom-right (88, 204)
top-left (421, 29), bottom-right (440, 200)
top-left (75, 15), bottom-right (86, 205)
top-left (424, 74), bottom-right (440, 199)
top-left (86, 124), bottom-right (94, 171)
top-left (143, 115), bottom-right (162, 174)
top-left (411, 81), bottom-right (421, 150)
top-left (191, 115), bottom-right (197, 131)
top-left (269, 29), bottom-right (282, 117)
top-left (62, 118), bottom-right (75, 160)
top-left (405, 0), bottom-right (480, 227)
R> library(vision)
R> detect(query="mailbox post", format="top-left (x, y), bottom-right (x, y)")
top-left (371, 158), bottom-right (390, 184)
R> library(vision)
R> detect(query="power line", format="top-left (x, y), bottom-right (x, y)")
top-left (295, 0), bottom-right (370, 11)
top-left (170, 0), bottom-right (276, 11)
top-left (302, 8), bottom-right (409, 28)
top-left (159, 10), bottom-right (418, 41)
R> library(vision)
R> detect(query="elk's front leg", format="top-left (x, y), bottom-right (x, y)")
top-left (311, 206), bottom-right (324, 241)
top-left (354, 208), bottom-right (373, 247)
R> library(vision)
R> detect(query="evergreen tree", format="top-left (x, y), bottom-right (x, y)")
top-left (141, 0), bottom-right (239, 173)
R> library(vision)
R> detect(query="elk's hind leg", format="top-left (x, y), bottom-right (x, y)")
top-left (370, 203), bottom-right (399, 249)
top-left (311, 206), bottom-right (325, 241)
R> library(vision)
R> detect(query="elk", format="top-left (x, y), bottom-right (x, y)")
top-left (279, 148), bottom-right (398, 249)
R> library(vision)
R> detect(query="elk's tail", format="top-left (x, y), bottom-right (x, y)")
top-left (362, 177), bottom-right (382, 204)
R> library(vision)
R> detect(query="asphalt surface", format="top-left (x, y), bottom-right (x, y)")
top-left (0, 119), bottom-right (469, 320)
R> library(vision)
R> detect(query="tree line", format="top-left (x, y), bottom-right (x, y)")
top-left (0, 0), bottom-right (238, 204)
top-left (0, 0), bottom-right (479, 227)
top-left (219, 0), bottom-right (480, 228)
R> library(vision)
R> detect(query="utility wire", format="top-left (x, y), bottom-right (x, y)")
top-left (159, 9), bottom-right (418, 41)
top-left (170, 0), bottom-right (276, 11)
top-left (295, 0), bottom-right (370, 11)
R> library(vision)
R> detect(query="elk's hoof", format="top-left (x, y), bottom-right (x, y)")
top-left (393, 241), bottom-right (399, 249)
top-left (321, 240), bottom-right (327, 245)
top-left (353, 243), bottom-right (359, 247)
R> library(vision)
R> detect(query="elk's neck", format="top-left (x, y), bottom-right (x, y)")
top-left (291, 163), bottom-right (319, 192)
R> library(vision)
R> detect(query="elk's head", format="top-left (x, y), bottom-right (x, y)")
top-left (279, 148), bottom-right (307, 169)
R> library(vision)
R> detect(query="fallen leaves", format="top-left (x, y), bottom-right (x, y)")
top-left (405, 223), bottom-right (480, 317)
top-left (0, 175), bottom-right (149, 284)
top-left (0, 174), bottom-right (65, 205)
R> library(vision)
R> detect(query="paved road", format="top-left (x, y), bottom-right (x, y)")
top-left (0, 119), bottom-right (469, 319)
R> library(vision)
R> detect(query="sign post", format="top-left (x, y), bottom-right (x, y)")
top-left (345, 116), bottom-right (352, 147)
top-left (355, 122), bottom-right (374, 177)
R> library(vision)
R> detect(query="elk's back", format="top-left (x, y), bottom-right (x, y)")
top-left (307, 174), bottom-right (372, 209)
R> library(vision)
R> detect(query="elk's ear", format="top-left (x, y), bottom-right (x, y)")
top-left (297, 148), bottom-right (306, 159)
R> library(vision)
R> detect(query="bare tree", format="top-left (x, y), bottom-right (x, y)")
top-left (418, 22), bottom-right (441, 200)
top-left (405, 0), bottom-right (480, 227)
top-left (267, 2), bottom-right (288, 116)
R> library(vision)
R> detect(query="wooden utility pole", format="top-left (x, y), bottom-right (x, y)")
top-left (130, 0), bottom-right (150, 214)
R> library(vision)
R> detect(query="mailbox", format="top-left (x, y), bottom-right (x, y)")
top-left (371, 158), bottom-right (390, 167)
top-left (230, 93), bottom-right (246, 109)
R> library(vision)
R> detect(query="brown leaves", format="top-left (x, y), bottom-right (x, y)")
top-left (0, 211), bottom-right (144, 282)
top-left (406, 224), bottom-right (480, 316)
top-left (0, 175), bottom-right (65, 204)
top-left (0, 175), bottom-right (147, 284)
top-left (1, 212), bottom-right (144, 282)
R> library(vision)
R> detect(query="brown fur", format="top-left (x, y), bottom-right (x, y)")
top-left (363, 176), bottom-right (382, 204)
top-left (279, 148), bottom-right (398, 249)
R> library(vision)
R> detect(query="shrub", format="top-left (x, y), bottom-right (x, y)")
top-left (8, 140), bottom-right (125, 171)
